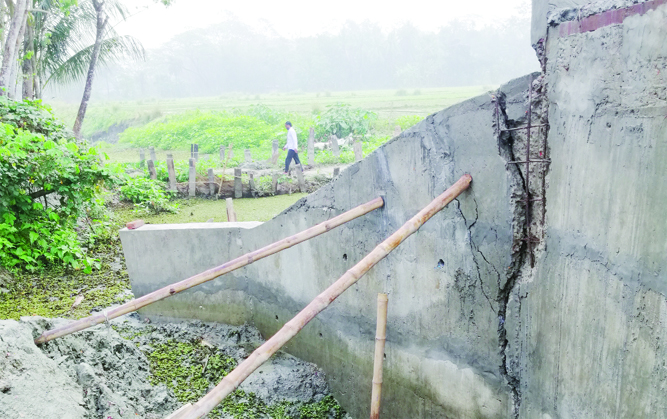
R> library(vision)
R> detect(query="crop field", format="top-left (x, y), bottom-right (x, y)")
top-left (50, 85), bottom-right (494, 138)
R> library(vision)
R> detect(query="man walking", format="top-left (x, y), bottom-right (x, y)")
top-left (283, 121), bottom-right (303, 174)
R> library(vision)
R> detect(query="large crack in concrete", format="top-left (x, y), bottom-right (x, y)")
top-left (494, 90), bottom-right (530, 417)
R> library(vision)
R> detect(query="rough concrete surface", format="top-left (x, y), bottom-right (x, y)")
top-left (516, 2), bottom-right (667, 418)
top-left (0, 315), bottom-right (347, 419)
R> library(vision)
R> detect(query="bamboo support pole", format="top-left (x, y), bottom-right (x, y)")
top-left (34, 197), bottom-right (385, 345)
top-left (167, 174), bottom-right (472, 419)
top-left (370, 293), bottom-right (388, 419)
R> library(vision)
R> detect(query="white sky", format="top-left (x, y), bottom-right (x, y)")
top-left (115, 0), bottom-right (532, 49)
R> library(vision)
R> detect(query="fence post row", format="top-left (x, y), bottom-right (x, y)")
top-left (33, 196), bottom-right (385, 345)
top-left (166, 174), bottom-right (472, 419)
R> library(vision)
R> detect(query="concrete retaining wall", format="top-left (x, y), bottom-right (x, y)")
top-left (121, 76), bottom-right (541, 419)
top-left (512, 2), bottom-right (667, 417)
top-left (121, 3), bottom-right (667, 417)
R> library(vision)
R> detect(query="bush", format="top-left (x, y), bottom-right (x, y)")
top-left (0, 97), bottom-right (109, 272)
top-left (119, 177), bottom-right (177, 214)
top-left (315, 103), bottom-right (377, 139)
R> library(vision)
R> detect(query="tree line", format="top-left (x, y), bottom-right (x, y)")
top-left (55, 17), bottom-right (539, 101)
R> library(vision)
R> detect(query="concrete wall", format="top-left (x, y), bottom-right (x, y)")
top-left (121, 76), bottom-right (543, 419)
top-left (514, 2), bottom-right (667, 418)
top-left (122, 3), bottom-right (667, 417)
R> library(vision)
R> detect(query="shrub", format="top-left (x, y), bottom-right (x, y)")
top-left (0, 97), bottom-right (109, 272)
top-left (119, 177), bottom-right (177, 214)
top-left (315, 103), bottom-right (377, 139)
top-left (395, 115), bottom-right (424, 130)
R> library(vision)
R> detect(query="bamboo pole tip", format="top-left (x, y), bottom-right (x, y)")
top-left (462, 173), bottom-right (473, 184)
top-left (377, 293), bottom-right (388, 302)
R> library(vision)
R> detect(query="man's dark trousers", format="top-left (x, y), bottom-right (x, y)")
top-left (285, 149), bottom-right (301, 172)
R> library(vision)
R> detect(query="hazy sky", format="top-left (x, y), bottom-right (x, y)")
top-left (116, 0), bottom-right (532, 48)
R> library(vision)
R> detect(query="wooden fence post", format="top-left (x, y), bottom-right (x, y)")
top-left (249, 173), bottom-right (257, 197)
top-left (308, 127), bottom-right (315, 166)
top-left (167, 154), bottom-right (177, 192)
top-left (149, 146), bottom-right (157, 162)
top-left (189, 158), bottom-right (196, 197)
top-left (208, 169), bottom-right (216, 195)
top-left (226, 198), bottom-right (237, 222)
top-left (234, 168), bottom-right (242, 199)
top-left (194, 144), bottom-right (199, 161)
top-left (329, 134), bottom-right (340, 158)
top-left (147, 160), bottom-right (157, 180)
top-left (271, 140), bottom-right (280, 165)
top-left (296, 166), bottom-right (305, 193)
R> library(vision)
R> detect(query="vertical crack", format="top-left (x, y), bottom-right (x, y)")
top-left (494, 90), bottom-right (530, 417)
top-left (455, 197), bottom-right (497, 313)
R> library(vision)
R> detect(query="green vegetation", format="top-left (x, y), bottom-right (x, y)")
top-left (315, 103), bottom-right (377, 139)
top-left (0, 97), bottom-right (109, 272)
top-left (118, 177), bottom-right (178, 214)
top-left (114, 194), bottom-right (307, 224)
top-left (50, 85), bottom-right (488, 139)
top-left (136, 336), bottom-right (346, 419)
top-left (0, 241), bottom-right (131, 320)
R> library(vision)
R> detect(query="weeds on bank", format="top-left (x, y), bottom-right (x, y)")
top-left (114, 332), bottom-right (346, 419)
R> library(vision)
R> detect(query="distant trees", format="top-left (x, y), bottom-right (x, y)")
top-left (76, 18), bottom-right (538, 101)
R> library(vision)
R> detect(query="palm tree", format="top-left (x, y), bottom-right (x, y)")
top-left (23, 0), bottom-right (144, 101)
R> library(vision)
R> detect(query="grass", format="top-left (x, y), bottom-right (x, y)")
top-left (51, 86), bottom-right (494, 138)
top-left (114, 194), bottom-right (308, 224)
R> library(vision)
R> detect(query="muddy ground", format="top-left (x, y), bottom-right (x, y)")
top-left (0, 314), bottom-right (350, 419)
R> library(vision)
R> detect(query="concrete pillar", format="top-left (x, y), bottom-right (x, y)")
top-left (272, 173), bottom-right (278, 194)
top-left (354, 141), bottom-right (363, 162)
top-left (333, 167), bottom-right (340, 177)
top-left (226, 198), bottom-right (237, 222)
top-left (329, 135), bottom-right (340, 158)
top-left (234, 168), bottom-right (242, 199)
top-left (308, 127), bottom-right (315, 166)
top-left (189, 158), bottom-right (196, 197)
top-left (167, 154), bottom-right (176, 191)
top-left (149, 146), bottom-right (157, 162)
top-left (207, 168), bottom-right (216, 195)
top-left (249, 173), bottom-right (256, 197)
top-left (394, 126), bottom-right (401, 137)
top-left (220, 145), bottom-right (225, 163)
top-left (147, 160), bottom-right (157, 180)
top-left (139, 148), bottom-right (145, 168)
top-left (271, 140), bottom-right (280, 165)
top-left (296, 166), bottom-right (305, 193)
top-left (244, 149), bottom-right (252, 164)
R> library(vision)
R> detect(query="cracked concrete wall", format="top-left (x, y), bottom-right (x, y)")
top-left (121, 76), bottom-right (542, 419)
top-left (512, 3), bottom-right (667, 418)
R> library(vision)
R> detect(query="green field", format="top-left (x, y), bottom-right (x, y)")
top-left (115, 194), bottom-right (308, 224)
top-left (51, 86), bottom-right (494, 138)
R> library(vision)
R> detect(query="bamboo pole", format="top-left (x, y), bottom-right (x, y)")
top-left (165, 404), bottom-right (192, 419)
top-left (167, 174), bottom-right (472, 419)
top-left (370, 293), bottom-right (388, 419)
top-left (34, 197), bottom-right (385, 345)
